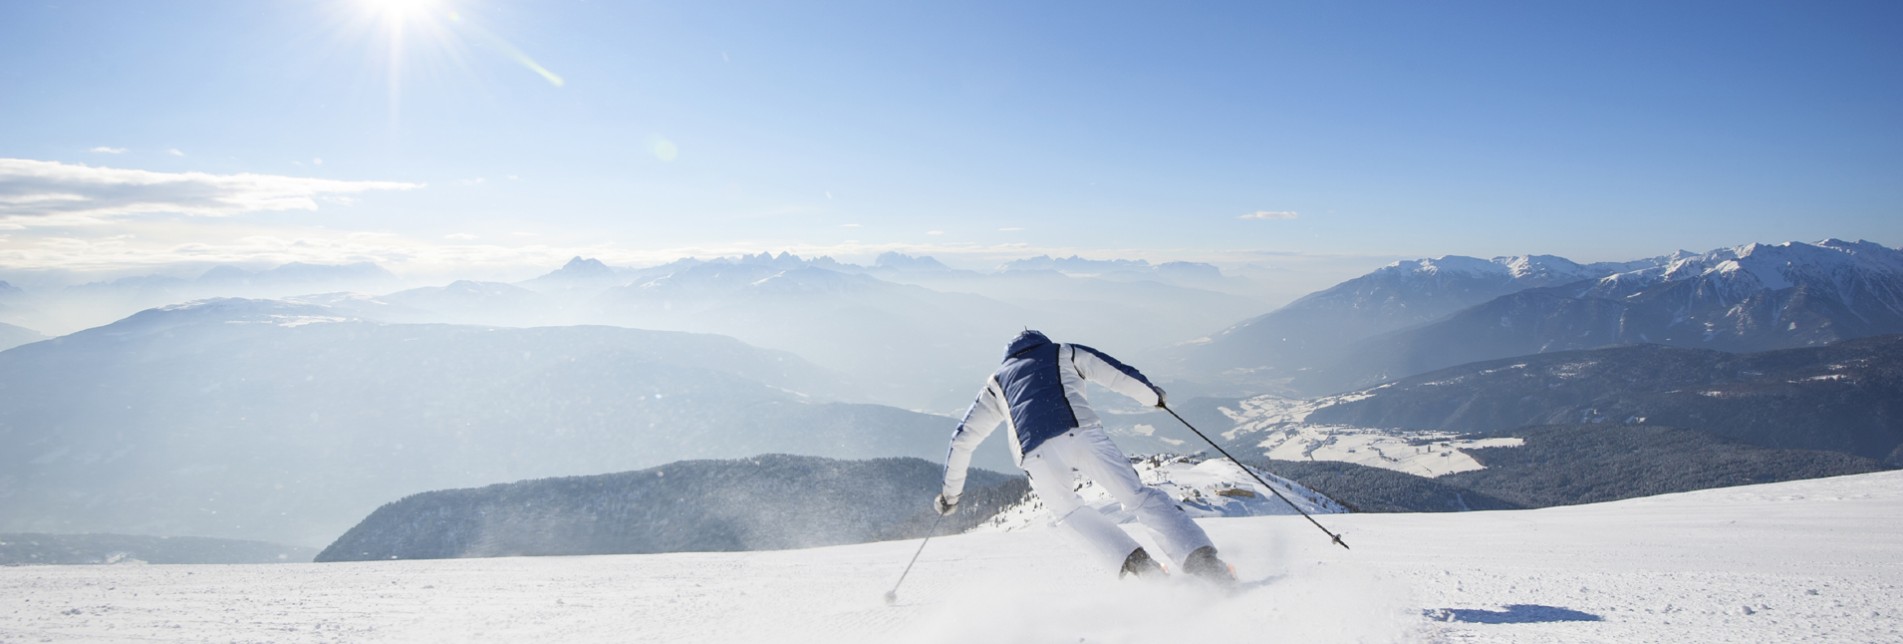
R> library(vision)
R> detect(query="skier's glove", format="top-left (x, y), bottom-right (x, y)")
top-left (934, 493), bottom-right (959, 516)
top-left (1154, 387), bottom-right (1169, 409)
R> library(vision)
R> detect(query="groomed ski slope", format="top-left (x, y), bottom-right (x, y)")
top-left (4, 471), bottom-right (1901, 643)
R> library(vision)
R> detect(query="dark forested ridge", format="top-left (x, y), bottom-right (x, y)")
top-left (1243, 459), bottom-right (1522, 513)
top-left (1305, 335), bottom-right (1903, 464)
top-left (1440, 425), bottom-right (1888, 507)
top-left (317, 455), bottom-right (1026, 562)
top-left (1218, 336), bottom-right (1903, 512)
top-left (1246, 425), bottom-right (1889, 513)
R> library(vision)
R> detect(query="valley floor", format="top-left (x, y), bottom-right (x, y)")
top-left (4, 471), bottom-right (1902, 643)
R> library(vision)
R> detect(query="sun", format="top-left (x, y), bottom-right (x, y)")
top-left (326, 0), bottom-right (562, 117)
top-left (357, 0), bottom-right (443, 22)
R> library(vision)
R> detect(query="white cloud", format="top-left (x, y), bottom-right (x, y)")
top-left (90, 147), bottom-right (127, 155)
top-left (312, 157), bottom-right (325, 166)
top-left (841, 223), bottom-right (862, 229)
top-left (1238, 210), bottom-right (1299, 221)
top-left (445, 233), bottom-right (479, 241)
top-left (998, 227), bottom-right (1025, 232)
top-left (926, 230), bottom-right (945, 236)
top-left (167, 148), bottom-right (186, 157)
top-left (0, 158), bottom-right (422, 225)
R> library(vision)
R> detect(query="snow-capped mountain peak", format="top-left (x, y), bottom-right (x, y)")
top-left (520, 256), bottom-right (630, 293)
top-left (1591, 239), bottom-right (1903, 301)
top-left (1377, 254), bottom-right (1600, 286)
top-left (872, 252), bottom-right (951, 272)
top-left (556, 256), bottom-right (614, 276)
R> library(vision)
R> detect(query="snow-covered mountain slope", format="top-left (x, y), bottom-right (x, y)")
top-left (1216, 390), bottom-right (1532, 479)
top-left (1160, 253), bottom-right (1664, 395)
top-left (1307, 240), bottom-right (1903, 393)
top-left (5, 470), bottom-right (1899, 643)
top-left (1165, 239), bottom-right (1903, 397)
top-left (973, 455), bottom-right (1345, 533)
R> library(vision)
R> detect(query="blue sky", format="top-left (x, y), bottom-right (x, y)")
top-left (0, 0), bottom-right (1897, 286)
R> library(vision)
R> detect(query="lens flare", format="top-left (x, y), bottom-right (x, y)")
top-left (651, 138), bottom-right (680, 163)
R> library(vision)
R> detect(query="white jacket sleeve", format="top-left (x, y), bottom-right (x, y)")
top-left (942, 376), bottom-right (1007, 498)
top-left (1067, 344), bottom-right (1165, 407)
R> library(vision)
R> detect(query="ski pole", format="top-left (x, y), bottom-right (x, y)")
top-left (1161, 404), bottom-right (1351, 550)
top-left (884, 511), bottom-right (946, 604)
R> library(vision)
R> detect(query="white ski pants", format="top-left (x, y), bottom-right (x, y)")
top-left (1021, 425), bottom-right (1215, 569)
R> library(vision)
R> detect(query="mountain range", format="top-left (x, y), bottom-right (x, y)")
top-left (567, 252), bottom-right (1272, 410)
top-left (6, 238), bottom-right (1899, 553)
top-left (1167, 239), bottom-right (1903, 396)
top-left (0, 252), bottom-right (1276, 412)
top-left (0, 299), bottom-right (1007, 547)
top-left (0, 262), bottom-right (403, 337)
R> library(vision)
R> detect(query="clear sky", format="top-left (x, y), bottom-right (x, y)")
top-left (1, 0), bottom-right (1898, 285)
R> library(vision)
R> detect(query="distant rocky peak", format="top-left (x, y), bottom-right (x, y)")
top-left (1000, 255), bottom-right (1154, 273)
top-left (560, 256), bottom-right (612, 272)
top-left (873, 252), bottom-right (950, 271)
top-left (547, 256), bottom-right (617, 279)
top-left (719, 251), bottom-right (844, 270)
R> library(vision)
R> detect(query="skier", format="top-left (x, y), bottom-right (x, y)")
top-left (934, 329), bottom-right (1233, 582)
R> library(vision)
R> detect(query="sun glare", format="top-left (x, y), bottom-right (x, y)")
top-left (359, 0), bottom-right (442, 22)
top-left (331, 0), bottom-right (564, 124)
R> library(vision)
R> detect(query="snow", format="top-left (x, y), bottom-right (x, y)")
top-left (1587, 239), bottom-right (1903, 304)
top-left (1222, 391), bottom-right (1376, 427)
top-left (972, 456), bottom-right (1346, 533)
top-left (1221, 393), bottom-right (1519, 478)
top-left (1251, 425), bottom-right (1522, 478)
top-left (3, 471), bottom-right (1899, 643)
top-left (1374, 254), bottom-right (1604, 287)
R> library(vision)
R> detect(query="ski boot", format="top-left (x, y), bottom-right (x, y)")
top-left (1119, 547), bottom-right (1166, 580)
top-left (1182, 546), bottom-right (1237, 587)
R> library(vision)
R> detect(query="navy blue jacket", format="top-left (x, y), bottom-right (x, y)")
top-left (941, 330), bottom-right (1164, 497)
